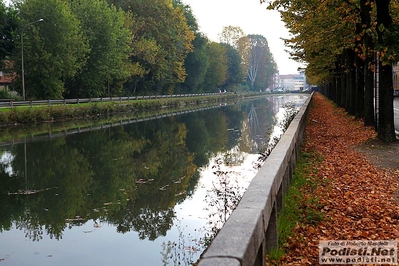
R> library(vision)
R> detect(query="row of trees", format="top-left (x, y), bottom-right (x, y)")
top-left (0, 0), bottom-right (277, 100)
top-left (265, 0), bottom-right (399, 142)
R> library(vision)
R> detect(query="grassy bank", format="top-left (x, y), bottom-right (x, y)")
top-left (0, 94), bottom-right (239, 125)
top-left (0, 94), bottom-right (246, 143)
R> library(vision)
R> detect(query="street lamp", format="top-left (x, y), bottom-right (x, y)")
top-left (21, 18), bottom-right (43, 100)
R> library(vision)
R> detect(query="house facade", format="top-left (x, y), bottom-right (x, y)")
top-left (0, 60), bottom-right (15, 90)
top-left (0, 71), bottom-right (13, 90)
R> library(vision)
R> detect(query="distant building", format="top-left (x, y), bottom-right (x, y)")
top-left (278, 74), bottom-right (295, 91)
top-left (0, 71), bottom-right (13, 90)
top-left (0, 60), bottom-right (15, 90)
top-left (278, 72), bottom-right (306, 91)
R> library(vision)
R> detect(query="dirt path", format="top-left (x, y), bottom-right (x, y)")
top-left (356, 138), bottom-right (399, 173)
top-left (278, 92), bottom-right (399, 265)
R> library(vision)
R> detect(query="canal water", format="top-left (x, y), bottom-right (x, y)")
top-left (0, 95), bottom-right (308, 266)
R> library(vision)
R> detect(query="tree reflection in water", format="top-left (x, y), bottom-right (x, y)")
top-left (160, 219), bottom-right (205, 266)
top-left (159, 156), bottom-right (247, 266)
top-left (258, 101), bottom-right (298, 164)
top-left (204, 157), bottom-right (246, 243)
top-left (200, 101), bottom-right (300, 249)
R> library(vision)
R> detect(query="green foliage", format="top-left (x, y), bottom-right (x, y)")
top-left (179, 33), bottom-right (210, 93)
top-left (0, 2), bottom-right (19, 62)
top-left (172, 2), bottom-right (210, 94)
top-left (219, 26), bottom-right (245, 49)
top-left (120, 0), bottom-right (194, 95)
top-left (0, 89), bottom-right (13, 99)
top-left (0, 110), bottom-right (8, 123)
top-left (240, 84), bottom-right (250, 92)
top-left (172, 0), bottom-right (198, 33)
top-left (221, 43), bottom-right (244, 88)
top-left (3, 0), bottom-right (277, 104)
top-left (0, 94), bottom-right (239, 125)
top-left (64, 0), bottom-right (134, 98)
top-left (23, 108), bottom-right (48, 123)
top-left (379, 23), bottom-right (399, 65)
top-left (16, 0), bottom-right (89, 99)
top-left (203, 42), bottom-right (228, 91)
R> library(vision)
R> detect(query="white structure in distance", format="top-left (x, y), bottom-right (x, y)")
top-left (273, 71), bottom-right (307, 92)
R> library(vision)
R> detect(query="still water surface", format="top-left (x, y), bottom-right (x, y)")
top-left (0, 95), bottom-right (308, 266)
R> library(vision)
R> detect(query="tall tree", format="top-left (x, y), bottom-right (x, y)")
top-left (117, 0), bottom-right (194, 95)
top-left (221, 43), bottom-right (244, 89)
top-left (0, 2), bottom-right (18, 66)
top-left (247, 35), bottom-right (275, 91)
top-left (172, 0), bottom-right (209, 93)
top-left (203, 42), bottom-right (228, 92)
top-left (16, 0), bottom-right (89, 99)
top-left (219, 26), bottom-right (247, 88)
top-left (375, 0), bottom-right (396, 142)
top-left (63, 0), bottom-right (134, 98)
top-left (219, 26), bottom-right (245, 49)
top-left (237, 35), bottom-right (251, 82)
top-left (180, 33), bottom-right (209, 93)
top-left (360, 0), bottom-right (375, 127)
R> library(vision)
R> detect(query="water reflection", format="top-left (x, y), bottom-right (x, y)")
top-left (258, 101), bottom-right (299, 163)
top-left (0, 95), bottom-right (308, 265)
top-left (160, 219), bottom-right (206, 265)
top-left (204, 157), bottom-right (247, 239)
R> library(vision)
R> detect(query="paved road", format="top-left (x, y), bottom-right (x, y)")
top-left (395, 98), bottom-right (399, 133)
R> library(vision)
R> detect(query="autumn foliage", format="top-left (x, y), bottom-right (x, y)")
top-left (275, 93), bottom-right (399, 265)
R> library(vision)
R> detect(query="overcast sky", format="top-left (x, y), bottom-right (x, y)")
top-left (182, 0), bottom-right (304, 75)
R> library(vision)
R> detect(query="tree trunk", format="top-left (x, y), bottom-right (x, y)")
top-left (355, 56), bottom-right (365, 119)
top-left (361, 0), bottom-right (375, 127)
top-left (376, 0), bottom-right (396, 142)
top-left (335, 62), bottom-right (342, 105)
top-left (336, 77), bottom-right (341, 106)
top-left (354, 17), bottom-right (365, 119)
top-left (340, 55), bottom-right (347, 108)
top-left (348, 49), bottom-right (357, 116)
top-left (378, 63), bottom-right (395, 141)
top-left (363, 52), bottom-right (375, 127)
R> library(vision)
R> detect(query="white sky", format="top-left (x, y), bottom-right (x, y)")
top-left (182, 0), bottom-right (304, 75)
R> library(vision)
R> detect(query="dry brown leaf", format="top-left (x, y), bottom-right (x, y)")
top-left (278, 93), bottom-right (399, 265)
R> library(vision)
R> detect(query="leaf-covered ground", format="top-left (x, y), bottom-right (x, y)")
top-left (277, 92), bottom-right (399, 265)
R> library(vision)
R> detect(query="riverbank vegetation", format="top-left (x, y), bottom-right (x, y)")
top-left (0, 93), bottom-right (240, 125)
top-left (0, 0), bottom-right (277, 101)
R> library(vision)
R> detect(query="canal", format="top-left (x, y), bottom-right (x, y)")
top-left (0, 94), bottom-right (308, 266)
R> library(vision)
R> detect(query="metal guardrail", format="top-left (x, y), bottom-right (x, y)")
top-left (0, 93), bottom-right (225, 108)
top-left (198, 93), bottom-right (313, 266)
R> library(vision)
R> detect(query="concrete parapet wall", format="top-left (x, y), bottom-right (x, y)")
top-left (198, 93), bottom-right (313, 266)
